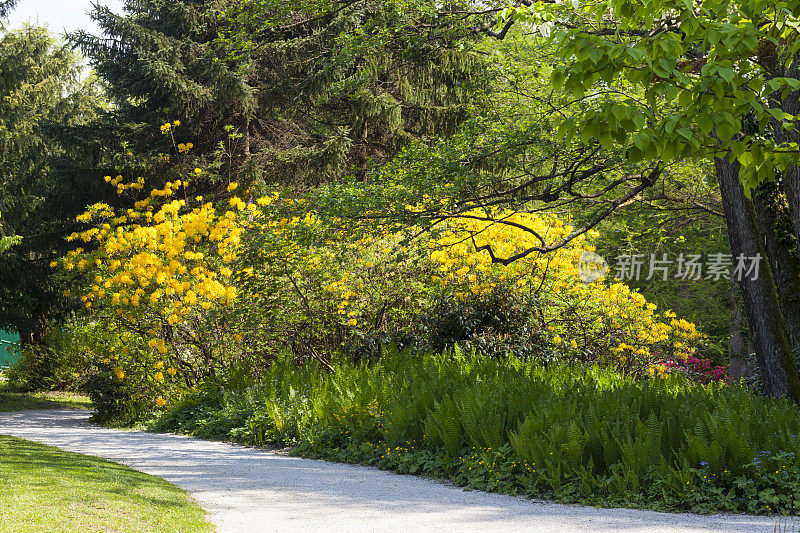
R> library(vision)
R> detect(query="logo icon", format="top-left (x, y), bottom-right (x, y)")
top-left (578, 251), bottom-right (608, 283)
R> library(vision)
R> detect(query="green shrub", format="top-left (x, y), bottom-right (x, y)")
top-left (82, 359), bottom-right (135, 423)
top-left (422, 290), bottom-right (546, 359)
top-left (21, 317), bottom-right (199, 423)
top-left (151, 349), bottom-right (800, 515)
top-left (5, 327), bottom-right (88, 391)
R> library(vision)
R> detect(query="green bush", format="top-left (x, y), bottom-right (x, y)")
top-left (421, 290), bottom-right (546, 359)
top-left (81, 358), bottom-right (135, 423)
top-left (5, 327), bottom-right (88, 391)
top-left (152, 349), bottom-right (800, 515)
top-left (19, 317), bottom-right (197, 423)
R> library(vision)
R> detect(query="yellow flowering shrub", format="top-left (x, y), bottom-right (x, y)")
top-left (421, 211), bottom-right (702, 370)
top-left (58, 125), bottom-right (703, 411)
top-left (73, 324), bottom-right (184, 421)
top-left (286, 209), bottom-right (702, 370)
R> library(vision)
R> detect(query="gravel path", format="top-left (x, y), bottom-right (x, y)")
top-left (0, 409), bottom-right (784, 532)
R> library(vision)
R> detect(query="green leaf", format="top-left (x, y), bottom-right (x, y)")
top-left (698, 114), bottom-right (714, 135)
top-left (551, 70), bottom-right (566, 91)
top-left (719, 67), bottom-right (734, 84)
top-left (737, 151), bottom-right (754, 167)
top-left (717, 121), bottom-right (735, 142)
top-left (767, 108), bottom-right (786, 121)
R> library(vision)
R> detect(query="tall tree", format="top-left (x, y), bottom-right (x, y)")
top-left (0, 213), bottom-right (20, 254)
top-left (319, 3), bottom-right (800, 399)
top-left (474, 0), bottom-right (800, 400)
top-left (68, 0), bottom-right (486, 193)
top-left (0, 26), bottom-right (104, 344)
top-left (0, 0), bottom-right (17, 19)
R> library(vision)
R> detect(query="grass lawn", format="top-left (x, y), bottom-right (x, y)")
top-left (0, 388), bottom-right (92, 412)
top-left (0, 435), bottom-right (214, 533)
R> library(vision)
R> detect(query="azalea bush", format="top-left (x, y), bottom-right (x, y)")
top-left (57, 321), bottom-right (186, 422)
top-left (651, 353), bottom-right (729, 384)
top-left (54, 124), bottom-right (706, 415)
top-left (420, 212), bottom-right (704, 370)
top-left (236, 207), bottom-right (705, 371)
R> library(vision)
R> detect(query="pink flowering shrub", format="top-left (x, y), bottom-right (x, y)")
top-left (654, 353), bottom-right (728, 383)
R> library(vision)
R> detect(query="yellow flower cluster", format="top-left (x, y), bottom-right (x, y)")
top-left (104, 175), bottom-right (145, 195)
top-left (422, 209), bottom-right (702, 366)
top-left (59, 140), bottom-right (310, 389)
top-left (319, 208), bottom-right (702, 367)
top-left (67, 199), bottom-right (238, 320)
top-left (160, 120), bottom-right (179, 134)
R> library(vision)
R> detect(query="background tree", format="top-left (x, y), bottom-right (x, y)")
top-left (0, 0), bottom-right (17, 20)
top-left (314, 30), bottom-right (735, 351)
top-left (68, 0), bottom-right (487, 195)
top-left (0, 26), bottom-right (104, 345)
top-left (0, 213), bottom-right (20, 254)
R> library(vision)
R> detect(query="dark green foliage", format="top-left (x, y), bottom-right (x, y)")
top-left (151, 390), bottom-right (251, 440)
top-left (152, 349), bottom-right (800, 514)
top-left (0, 26), bottom-right (105, 339)
top-left (68, 0), bottom-right (486, 192)
top-left (4, 331), bottom-right (86, 391)
top-left (422, 290), bottom-right (545, 359)
top-left (0, 0), bottom-right (16, 19)
top-left (82, 359), bottom-right (134, 423)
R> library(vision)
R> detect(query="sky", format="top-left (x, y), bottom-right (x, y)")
top-left (5, 0), bottom-right (124, 37)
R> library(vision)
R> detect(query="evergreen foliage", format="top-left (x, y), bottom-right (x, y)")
top-left (0, 0), bottom-right (17, 20)
top-left (0, 26), bottom-right (104, 341)
top-left (69, 0), bottom-right (487, 190)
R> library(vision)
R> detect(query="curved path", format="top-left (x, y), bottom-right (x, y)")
top-left (0, 409), bottom-right (782, 532)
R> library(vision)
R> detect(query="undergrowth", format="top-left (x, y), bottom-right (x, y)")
top-left (148, 349), bottom-right (800, 515)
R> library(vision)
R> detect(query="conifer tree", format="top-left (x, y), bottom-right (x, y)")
top-left (0, 26), bottom-right (103, 344)
top-left (69, 0), bottom-right (487, 190)
top-left (0, 0), bottom-right (17, 20)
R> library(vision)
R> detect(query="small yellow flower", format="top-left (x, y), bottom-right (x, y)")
top-left (154, 360), bottom-right (164, 370)
top-left (348, 318), bottom-right (358, 326)
top-left (194, 168), bottom-right (202, 175)
top-left (173, 120), bottom-right (180, 126)
top-left (153, 371), bottom-right (164, 382)
top-left (553, 336), bottom-right (562, 344)
top-left (167, 367), bottom-right (177, 377)
top-left (113, 367), bottom-right (125, 380)
top-left (156, 397), bottom-right (166, 407)
top-left (227, 182), bottom-right (238, 192)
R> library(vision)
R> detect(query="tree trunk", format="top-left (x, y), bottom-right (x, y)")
top-left (17, 318), bottom-right (47, 347)
top-left (728, 285), bottom-right (748, 380)
top-left (752, 185), bottom-right (800, 353)
top-left (716, 154), bottom-right (800, 401)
